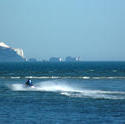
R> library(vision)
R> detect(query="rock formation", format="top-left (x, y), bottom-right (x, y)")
top-left (0, 42), bottom-right (26, 62)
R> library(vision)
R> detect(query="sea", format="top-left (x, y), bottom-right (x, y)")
top-left (0, 62), bottom-right (125, 124)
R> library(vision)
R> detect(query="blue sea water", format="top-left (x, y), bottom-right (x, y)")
top-left (0, 62), bottom-right (125, 124)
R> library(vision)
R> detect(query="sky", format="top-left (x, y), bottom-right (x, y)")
top-left (0, 0), bottom-right (125, 61)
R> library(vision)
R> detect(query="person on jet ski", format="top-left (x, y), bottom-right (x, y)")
top-left (25, 79), bottom-right (33, 87)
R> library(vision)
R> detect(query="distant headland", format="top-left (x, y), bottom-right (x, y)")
top-left (0, 42), bottom-right (25, 62)
top-left (0, 42), bottom-right (81, 62)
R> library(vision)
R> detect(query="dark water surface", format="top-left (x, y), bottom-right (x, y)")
top-left (0, 62), bottom-right (125, 124)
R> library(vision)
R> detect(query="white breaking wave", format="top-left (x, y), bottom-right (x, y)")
top-left (2, 76), bottom-right (125, 80)
top-left (9, 81), bottom-right (125, 100)
top-left (10, 77), bottom-right (21, 79)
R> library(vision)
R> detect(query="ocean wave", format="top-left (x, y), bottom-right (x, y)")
top-left (10, 77), bottom-right (21, 79)
top-left (2, 76), bottom-right (125, 80)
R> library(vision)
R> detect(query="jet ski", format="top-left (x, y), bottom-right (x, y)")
top-left (25, 79), bottom-right (35, 88)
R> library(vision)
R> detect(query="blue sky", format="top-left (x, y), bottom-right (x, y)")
top-left (0, 0), bottom-right (125, 61)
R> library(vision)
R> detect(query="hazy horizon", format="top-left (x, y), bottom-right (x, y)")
top-left (0, 0), bottom-right (125, 61)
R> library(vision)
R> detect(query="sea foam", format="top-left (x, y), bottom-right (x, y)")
top-left (9, 80), bottom-right (125, 100)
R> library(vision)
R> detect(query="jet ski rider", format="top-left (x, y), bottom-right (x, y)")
top-left (25, 79), bottom-right (33, 87)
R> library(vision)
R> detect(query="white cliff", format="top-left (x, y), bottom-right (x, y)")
top-left (0, 42), bottom-right (26, 62)
top-left (13, 48), bottom-right (24, 58)
top-left (0, 42), bottom-right (10, 48)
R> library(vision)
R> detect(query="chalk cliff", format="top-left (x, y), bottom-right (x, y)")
top-left (0, 42), bottom-right (26, 62)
